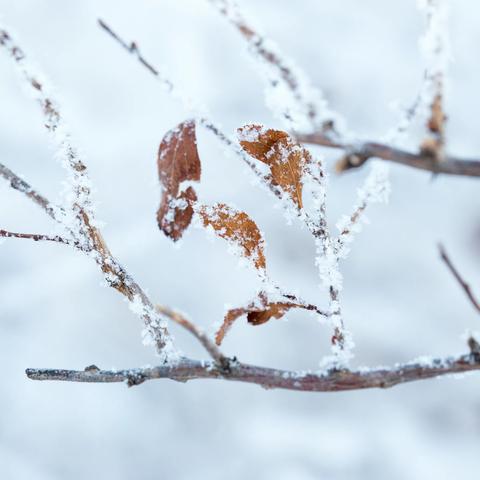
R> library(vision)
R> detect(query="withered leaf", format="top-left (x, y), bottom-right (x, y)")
top-left (197, 203), bottom-right (266, 271)
top-left (215, 293), bottom-right (312, 345)
top-left (237, 124), bottom-right (310, 209)
top-left (157, 120), bottom-right (201, 241)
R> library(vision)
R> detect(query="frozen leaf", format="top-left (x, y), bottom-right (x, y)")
top-left (238, 124), bottom-right (309, 209)
top-left (197, 203), bottom-right (266, 271)
top-left (157, 120), bottom-right (201, 241)
top-left (215, 292), bottom-right (313, 345)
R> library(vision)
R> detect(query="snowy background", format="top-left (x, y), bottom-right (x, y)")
top-left (1, 1), bottom-right (480, 478)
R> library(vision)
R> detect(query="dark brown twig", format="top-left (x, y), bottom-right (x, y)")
top-left (439, 243), bottom-right (480, 314)
top-left (296, 133), bottom-right (480, 178)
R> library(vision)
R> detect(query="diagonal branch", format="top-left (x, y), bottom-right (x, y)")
top-left (0, 162), bottom-right (61, 220)
top-left (207, 0), bottom-right (343, 135)
top-left (439, 243), bottom-right (480, 314)
top-left (155, 305), bottom-right (229, 367)
top-left (0, 28), bottom-right (91, 213)
top-left (25, 340), bottom-right (480, 391)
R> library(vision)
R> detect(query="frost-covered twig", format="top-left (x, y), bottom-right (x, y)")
top-left (0, 25), bottom-right (175, 359)
top-left (208, 0), bottom-right (345, 135)
top-left (0, 27), bottom-right (92, 218)
top-left (97, 19), bottom-right (270, 189)
top-left (439, 244), bottom-right (480, 315)
top-left (335, 163), bottom-right (390, 257)
top-left (26, 339), bottom-right (480, 390)
top-left (308, 159), bottom-right (353, 364)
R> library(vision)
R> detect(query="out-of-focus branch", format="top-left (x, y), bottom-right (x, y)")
top-left (26, 339), bottom-right (480, 390)
top-left (0, 229), bottom-right (73, 246)
top-left (207, 0), bottom-right (342, 135)
top-left (296, 133), bottom-right (480, 178)
top-left (439, 244), bottom-right (480, 314)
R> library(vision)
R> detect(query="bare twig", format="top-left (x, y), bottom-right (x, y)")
top-left (439, 244), bottom-right (480, 314)
top-left (25, 346), bottom-right (480, 391)
top-left (297, 133), bottom-right (480, 178)
top-left (0, 229), bottom-right (73, 246)
top-left (207, 0), bottom-right (342, 135)
top-left (155, 305), bottom-right (229, 367)
top-left (0, 162), bottom-right (60, 220)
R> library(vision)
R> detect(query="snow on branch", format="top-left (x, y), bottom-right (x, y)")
top-left (97, 19), bottom-right (269, 190)
top-left (0, 24), bottom-right (176, 361)
top-left (208, 0), bottom-right (346, 136)
top-left (335, 162), bottom-right (391, 258)
top-left (26, 342), bottom-right (480, 391)
top-left (0, 26), bottom-right (92, 222)
top-left (0, 5), bottom-right (479, 395)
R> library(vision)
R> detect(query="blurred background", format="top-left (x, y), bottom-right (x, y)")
top-left (1, 1), bottom-right (479, 478)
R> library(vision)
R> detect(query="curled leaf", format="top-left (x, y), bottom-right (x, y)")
top-left (197, 203), bottom-right (266, 271)
top-left (157, 120), bottom-right (201, 241)
top-left (215, 292), bottom-right (321, 345)
top-left (237, 124), bottom-right (310, 208)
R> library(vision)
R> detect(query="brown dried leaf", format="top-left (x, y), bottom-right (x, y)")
top-left (237, 124), bottom-right (310, 209)
top-left (214, 294), bottom-right (308, 345)
top-left (197, 203), bottom-right (266, 271)
top-left (157, 120), bottom-right (201, 241)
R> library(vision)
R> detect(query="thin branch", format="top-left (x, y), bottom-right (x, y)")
top-left (25, 345), bottom-right (480, 391)
top-left (0, 162), bottom-right (60, 220)
top-left (0, 28), bottom-right (91, 212)
top-left (97, 19), bottom-right (269, 186)
top-left (207, 0), bottom-right (343, 135)
top-left (296, 133), bottom-right (480, 178)
top-left (0, 229), bottom-right (73, 246)
top-left (0, 25), bottom-right (175, 359)
top-left (439, 243), bottom-right (480, 314)
top-left (334, 163), bottom-right (390, 256)
top-left (155, 305), bottom-right (229, 367)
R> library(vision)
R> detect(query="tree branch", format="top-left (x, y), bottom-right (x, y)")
top-left (155, 305), bottom-right (229, 367)
top-left (0, 229), bottom-right (73, 245)
top-left (25, 344), bottom-right (480, 391)
top-left (0, 162), bottom-right (60, 220)
top-left (97, 19), bottom-right (268, 185)
top-left (207, 0), bottom-right (341, 134)
top-left (439, 243), bottom-right (480, 314)
top-left (296, 133), bottom-right (480, 178)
